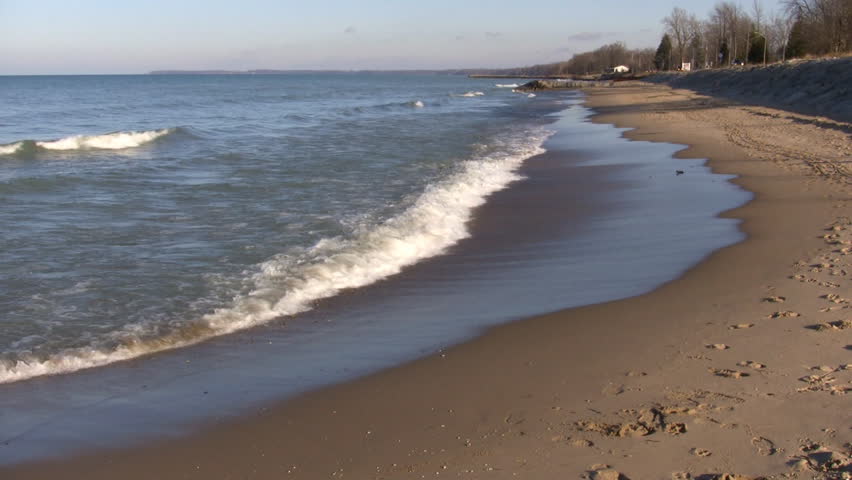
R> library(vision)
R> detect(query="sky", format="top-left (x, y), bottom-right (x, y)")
top-left (0, 0), bottom-right (786, 74)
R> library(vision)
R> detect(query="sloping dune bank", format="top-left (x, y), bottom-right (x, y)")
top-left (5, 78), bottom-right (852, 478)
top-left (646, 56), bottom-right (852, 123)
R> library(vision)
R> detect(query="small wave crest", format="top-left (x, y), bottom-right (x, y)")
top-left (495, 83), bottom-right (519, 88)
top-left (0, 127), bottom-right (552, 384)
top-left (0, 142), bottom-right (24, 155)
top-left (349, 100), bottom-right (425, 113)
top-left (0, 128), bottom-right (177, 156)
top-left (455, 91), bottom-right (485, 98)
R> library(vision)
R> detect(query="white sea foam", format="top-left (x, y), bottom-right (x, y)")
top-left (0, 127), bottom-right (551, 384)
top-left (0, 142), bottom-right (23, 155)
top-left (495, 83), bottom-right (520, 88)
top-left (458, 91), bottom-right (485, 97)
top-left (0, 129), bottom-right (174, 155)
top-left (37, 129), bottom-right (173, 150)
top-left (528, 93), bottom-right (537, 98)
top-left (412, 100), bottom-right (425, 108)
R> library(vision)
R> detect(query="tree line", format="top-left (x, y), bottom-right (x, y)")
top-left (473, 0), bottom-right (849, 76)
top-left (655, 0), bottom-right (850, 70)
top-left (476, 42), bottom-right (657, 77)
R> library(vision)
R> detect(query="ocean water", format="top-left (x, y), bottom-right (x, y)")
top-left (0, 74), bottom-right (755, 462)
top-left (0, 73), bottom-right (554, 383)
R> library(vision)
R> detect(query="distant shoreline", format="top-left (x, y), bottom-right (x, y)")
top-left (147, 69), bottom-right (467, 75)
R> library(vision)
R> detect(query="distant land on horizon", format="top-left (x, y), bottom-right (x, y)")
top-left (148, 69), bottom-right (472, 75)
top-left (147, 67), bottom-right (579, 78)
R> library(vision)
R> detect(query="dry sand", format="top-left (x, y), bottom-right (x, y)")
top-left (5, 83), bottom-right (851, 479)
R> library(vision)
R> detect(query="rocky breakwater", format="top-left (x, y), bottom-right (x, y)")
top-left (646, 56), bottom-right (852, 123)
top-left (516, 79), bottom-right (615, 91)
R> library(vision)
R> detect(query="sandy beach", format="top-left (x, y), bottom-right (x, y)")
top-left (5, 82), bottom-right (851, 479)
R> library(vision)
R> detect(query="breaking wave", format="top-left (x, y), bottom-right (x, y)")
top-left (0, 142), bottom-right (23, 155)
top-left (495, 83), bottom-right (520, 88)
top-left (455, 91), bottom-right (485, 97)
top-left (0, 128), bottom-right (177, 155)
top-left (0, 127), bottom-right (552, 384)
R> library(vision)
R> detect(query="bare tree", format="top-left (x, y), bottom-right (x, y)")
top-left (663, 7), bottom-right (691, 66)
top-left (709, 4), bottom-right (729, 65)
top-left (770, 10), bottom-right (796, 60)
top-left (784, 0), bottom-right (851, 54)
top-left (702, 19), bottom-right (720, 66)
top-left (731, 3), bottom-right (748, 62)
top-left (686, 14), bottom-right (705, 67)
top-left (752, 0), bottom-right (767, 63)
top-left (752, 0), bottom-right (765, 32)
top-left (711, 2), bottom-right (742, 65)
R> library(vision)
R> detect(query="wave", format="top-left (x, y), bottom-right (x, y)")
top-left (0, 127), bottom-right (552, 384)
top-left (0, 142), bottom-right (23, 155)
top-left (455, 91), bottom-right (485, 98)
top-left (347, 100), bottom-right (425, 114)
top-left (495, 83), bottom-right (520, 88)
top-left (0, 128), bottom-right (177, 155)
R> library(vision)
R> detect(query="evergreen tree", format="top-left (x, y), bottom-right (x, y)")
top-left (785, 18), bottom-right (808, 59)
top-left (748, 26), bottom-right (766, 63)
top-left (719, 41), bottom-right (730, 65)
top-left (689, 34), bottom-right (705, 69)
top-left (654, 34), bottom-right (673, 70)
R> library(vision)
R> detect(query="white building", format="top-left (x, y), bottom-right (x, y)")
top-left (612, 65), bottom-right (630, 73)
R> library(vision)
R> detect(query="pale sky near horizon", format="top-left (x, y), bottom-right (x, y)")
top-left (0, 0), bottom-right (786, 75)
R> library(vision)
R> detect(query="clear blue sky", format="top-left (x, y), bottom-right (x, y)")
top-left (0, 0), bottom-right (785, 74)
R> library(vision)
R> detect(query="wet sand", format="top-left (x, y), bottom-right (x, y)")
top-left (5, 83), bottom-right (851, 479)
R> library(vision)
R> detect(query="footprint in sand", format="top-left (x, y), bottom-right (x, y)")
top-left (812, 320), bottom-right (852, 331)
top-left (796, 369), bottom-right (851, 395)
top-left (822, 293), bottom-right (847, 304)
top-left (706, 343), bottom-right (730, 350)
top-left (710, 368), bottom-right (749, 379)
top-left (665, 422), bottom-right (687, 435)
top-left (729, 323), bottom-right (755, 330)
top-left (568, 437), bottom-right (594, 447)
top-left (813, 365), bottom-right (839, 373)
top-left (589, 469), bottom-right (625, 480)
top-left (737, 360), bottom-right (766, 370)
top-left (689, 447), bottom-right (712, 457)
top-left (767, 310), bottom-right (800, 319)
top-left (762, 295), bottom-right (786, 303)
top-left (751, 436), bottom-right (777, 455)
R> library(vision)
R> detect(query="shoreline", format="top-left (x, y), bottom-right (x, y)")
top-left (5, 83), bottom-right (851, 479)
